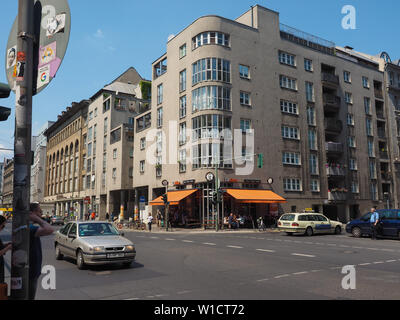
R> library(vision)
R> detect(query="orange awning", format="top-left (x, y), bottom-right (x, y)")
top-left (150, 189), bottom-right (198, 206)
top-left (226, 189), bottom-right (286, 204)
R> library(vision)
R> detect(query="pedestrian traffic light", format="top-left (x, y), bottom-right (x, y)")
top-left (257, 154), bottom-right (264, 169)
top-left (162, 193), bottom-right (168, 205)
top-left (0, 83), bottom-right (11, 122)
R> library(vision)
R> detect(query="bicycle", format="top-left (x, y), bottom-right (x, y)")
top-left (132, 220), bottom-right (146, 230)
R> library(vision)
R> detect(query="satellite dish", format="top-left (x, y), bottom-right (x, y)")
top-left (167, 34), bottom-right (175, 41)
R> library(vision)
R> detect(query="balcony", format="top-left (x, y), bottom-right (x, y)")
top-left (328, 191), bottom-right (348, 202)
top-left (323, 94), bottom-right (341, 112)
top-left (374, 89), bottom-right (384, 100)
top-left (322, 73), bottom-right (339, 87)
top-left (326, 166), bottom-right (346, 177)
top-left (324, 118), bottom-right (343, 134)
top-left (381, 172), bottom-right (392, 181)
top-left (376, 112), bottom-right (385, 121)
top-left (326, 142), bottom-right (343, 153)
top-left (378, 128), bottom-right (387, 140)
top-left (379, 151), bottom-right (389, 160)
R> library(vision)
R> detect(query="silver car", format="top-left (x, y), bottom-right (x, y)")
top-left (54, 221), bottom-right (136, 269)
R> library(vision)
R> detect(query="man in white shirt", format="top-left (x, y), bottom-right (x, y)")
top-left (147, 215), bottom-right (154, 232)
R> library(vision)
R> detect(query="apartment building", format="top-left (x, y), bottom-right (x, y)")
top-left (31, 121), bottom-right (55, 216)
top-left (43, 100), bottom-right (90, 218)
top-left (83, 67), bottom-right (150, 219)
top-left (2, 158), bottom-right (14, 208)
top-left (132, 5), bottom-right (390, 224)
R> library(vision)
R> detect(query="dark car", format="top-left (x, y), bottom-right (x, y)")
top-left (346, 209), bottom-right (400, 239)
top-left (51, 216), bottom-right (65, 226)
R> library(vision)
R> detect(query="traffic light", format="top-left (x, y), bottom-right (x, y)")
top-left (257, 154), bottom-right (264, 169)
top-left (162, 194), bottom-right (168, 205)
top-left (0, 83), bottom-right (11, 122)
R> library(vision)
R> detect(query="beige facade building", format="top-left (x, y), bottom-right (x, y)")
top-left (2, 158), bottom-right (14, 208)
top-left (132, 5), bottom-right (393, 224)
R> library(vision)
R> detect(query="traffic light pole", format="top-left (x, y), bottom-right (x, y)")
top-left (11, 0), bottom-right (34, 300)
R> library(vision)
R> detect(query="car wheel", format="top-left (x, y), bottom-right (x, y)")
top-left (335, 226), bottom-right (342, 235)
top-left (352, 227), bottom-right (362, 238)
top-left (55, 244), bottom-right (64, 260)
top-left (76, 250), bottom-right (86, 270)
top-left (305, 227), bottom-right (313, 237)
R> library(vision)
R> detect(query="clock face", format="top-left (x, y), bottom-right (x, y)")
top-left (206, 173), bottom-right (214, 182)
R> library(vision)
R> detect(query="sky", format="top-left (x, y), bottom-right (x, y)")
top-left (0, 0), bottom-right (399, 160)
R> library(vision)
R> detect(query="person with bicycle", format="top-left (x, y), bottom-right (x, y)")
top-left (257, 216), bottom-right (266, 231)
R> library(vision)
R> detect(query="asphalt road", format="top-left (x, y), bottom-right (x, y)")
top-left (2, 223), bottom-right (400, 300)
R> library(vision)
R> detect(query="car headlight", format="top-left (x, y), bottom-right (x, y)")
top-left (90, 246), bottom-right (105, 253)
top-left (125, 245), bottom-right (135, 252)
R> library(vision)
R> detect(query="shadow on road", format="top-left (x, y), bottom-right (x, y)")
top-left (60, 257), bottom-right (144, 271)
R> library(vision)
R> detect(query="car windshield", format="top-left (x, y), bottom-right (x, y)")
top-left (78, 223), bottom-right (119, 237)
top-left (280, 214), bottom-right (296, 221)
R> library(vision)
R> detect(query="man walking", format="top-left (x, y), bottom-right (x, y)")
top-left (370, 207), bottom-right (380, 240)
top-left (147, 214), bottom-right (153, 232)
top-left (29, 203), bottom-right (55, 300)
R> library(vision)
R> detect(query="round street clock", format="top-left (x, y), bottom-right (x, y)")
top-left (205, 172), bottom-right (215, 182)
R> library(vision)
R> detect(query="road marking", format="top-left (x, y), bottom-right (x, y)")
top-left (203, 243), bottom-right (216, 246)
top-left (373, 261), bottom-right (384, 264)
top-left (256, 278), bottom-right (269, 282)
top-left (352, 246), bottom-right (363, 249)
top-left (330, 266), bottom-right (342, 270)
top-left (150, 237), bottom-right (159, 239)
top-left (165, 238), bottom-right (176, 241)
top-left (182, 240), bottom-right (194, 243)
top-left (311, 270), bottom-right (322, 273)
top-left (227, 245), bottom-right (243, 249)
top-left (386, 260), bottom-right (397, 263)
top-left (339, 245), bottom-right (350, 248)
top-left (256, 249), bottom-right (276, 253)
top-left (274, 274), bottom-right (289, 279)
top-left (359, 263), bottom-right (371, 266)
top-left (291, 253), bottom-right (316, 258)
top-left (177, 291), bottom-right (192, 295)
top-left (125, 298), bottom-right (139, 300)
top-left (293, 271), bottom-right (309, 275)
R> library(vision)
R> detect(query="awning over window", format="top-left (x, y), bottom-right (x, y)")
top-left (225, 189), bottom-right (286, 204)
top-left (150, 189), bottom-right (198, 206)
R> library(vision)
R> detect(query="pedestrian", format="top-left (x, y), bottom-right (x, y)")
top-left (147, 214), bottom-right (153, 232)
top-left (91, 212), bottom-right (95, 221)
top-left (105, 212), bottom-right (109, 221)
top-left (29, 203), bottom-right (54, 300)
top-left (0, 216), bottom-right (12, 286)
top-left (370, 207), bottom-right (380, 240)
top-left (156, 210), bottom-right (161, 227)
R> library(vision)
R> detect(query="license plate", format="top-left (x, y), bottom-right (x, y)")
top-left (283, 223), bottom-right (290, 226)
top-left (107, 253), bottom-right (125, 258)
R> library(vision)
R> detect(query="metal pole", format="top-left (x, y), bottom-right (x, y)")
top-left (11, 0), bottom-right (34, 300)
top-left (165, 186), bottom-right (169, 232)
top-left (215, 166), bottom-right (219, 232)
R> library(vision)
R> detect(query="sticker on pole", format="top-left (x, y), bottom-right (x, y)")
top-left (5, 0), bottom-right (71, 96)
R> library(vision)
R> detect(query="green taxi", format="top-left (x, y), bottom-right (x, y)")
top-left (278, 212), bottom-right (343, 236)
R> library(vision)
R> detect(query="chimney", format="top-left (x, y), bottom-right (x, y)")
top-left (344, 46), bottom-right (354, 50)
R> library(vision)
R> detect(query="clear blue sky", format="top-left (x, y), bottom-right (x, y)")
top-left (0, 0), bottom-right (398, 160)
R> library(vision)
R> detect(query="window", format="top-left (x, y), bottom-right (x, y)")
top-left (179, 44), bottom-right (186, 59)
top-left (362, 76), bottom-right (370, 88)
top-left (94, 108), bottom-right (98, 118)
top-left (282, 152), bottom-right (301, 165)
top-left (113, 149), bottom-right (117, 159)
top-left (371, 183), bottom-right (378, 201)
top-left (104, 118), bottom-right (108, 134)
top-left (344, 71), bottom-right (351, 83)
top-left (89, 111), bottom-right (93, 121)
top-left (110, 128), bottom-right (121, 144)
top-left (129, 147), bottom-right (134, 158)
top-left (239, 65), bottom-right (250, 79)
top-left (311, 179), bottom-right (320, 192)
top-left (279, 51), bottom-right (296, 66)
top-left (281, 100), bottom-right (298, 115)
top-left (348, 136), bottom-right (356, 148)
top-left (140, 138), bottom-right (146, 150)
top-left (309, 154), bottom-right (319, 175)
top-left (308, 129), bottom-right (317, 150)
top-left (157, 84), bottom-right (163, 105)
top-left (282, 126), bottom-right (300, 140)
top-left (129, 167), bottom-right (133, 178)
top-left (192, 31), bottom-right (230, 49)
top-left (351, 182), bottom-right (359, 194)
top-left (345, 92), bottom-right (353, 104)
top-left (140, 161), bottom-right (145, 173)
top-left (304, 59), bottom-right (313, 72)
top-left (305, 82), bottom-right (314, 102)
top-left (136, 113), bottom-right (151, 132)
top-left (112, 168), bottom-right (117, 179)
top-left (283, 178), bottom-right (302, 192)
top-left (154, 58), bottom-right (167, 78)
top-left (179, 122), bottom-right (187, 145)
top-left (157, 107), bottom-right (163, 128)
top-left (307, 106), bottom-right (316, 125)
top-left (240, 119), bottom-right (251, 133)
top-left (94, 124), bottom-right (97, 140)
top-left (179, 150), bottom-right (186, 173)
top-left (280, 75), bottom-right (297, 90)
top-left (369, 160), bottom-right (376, 179)
top-left (347, 113), bottom-right (354, 126)
top-left (88, 127), bottom-right (93, 141)
top-left (368, 139), bottom-right (374, 157)
top-left (366, 118), bottom-right (373, 136)
top-left (192, 58), bottom-right (231, 85)
top-left (240, 91), bottom-right (251, 106)
top-left (103, 98), bottom-right (111, 113)
top-left (179, 69), bottom-right (187, 92)
top-left (192, 114), bottom-right (232, 142)
top-left (87, 143), bottom-right (92, 157)
top-left (349, 158), bottom-right (357, 171)
top-left (192, 86), bottom-right (231, 111)
top-left (364, 97), bottom-right (371, 115)
top-left (179, 96), bottom-right (187, 118)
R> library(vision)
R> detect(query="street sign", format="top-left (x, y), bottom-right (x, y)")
top-left (140, 196), bottom-right (145, 203)
top-left (5, 0), bottom-right (71, 95)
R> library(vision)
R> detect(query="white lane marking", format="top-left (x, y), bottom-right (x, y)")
top-left (256, 278), bottom-right (269, 282)
top-left (311, 270), bottom-right (322, 273)
top-left (203, 243), bottom-right (216, 246)
top-left (150, 237), bottom-right (159, 239)
top-left (359, 263), bottom-right (371, 266)
top-left (291, 253), bottom-right (316, 258)
top-left (352, 246), bottom-right (363, 249)
top-left (386, 260), bottom-right (397, 263)
top-left (339, 245), bottom-right (350, 248)
top-left (177, 291), bottom-right (192, 295)
top-left (182, 240), bottom-right (194, 243)
top-left (293, 271), bottom-right (309, 275)
top-left (227, 245), bottom-right (243, 249)
top-left (330, 266), bottom-right (342, 270)
top-left (315, 243), bottom-right (324, 245)
top-left (136, 236), bottom-right (146, 238)
top-left (373, 261), bottom-right (384, 264)
top-left (165, 238), bottom-right (176, 241)
top-left (274, 274), bottom-right (290, 279)
top-left (256, 249), bottom-right (276, 253)
top-left (125, 298), bottom-right (139, 300)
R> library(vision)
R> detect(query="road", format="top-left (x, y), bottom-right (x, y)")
top-left (2, 223), bottom-right (400, 300)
